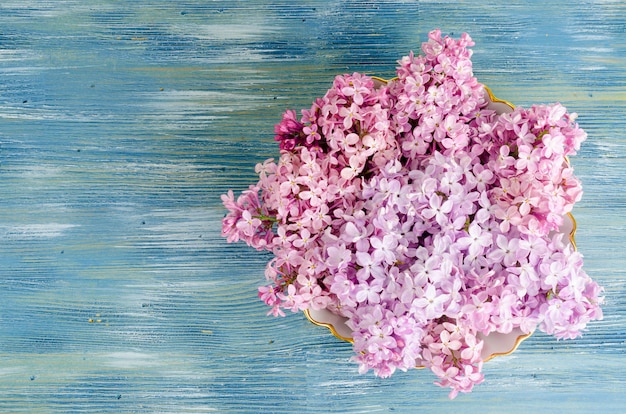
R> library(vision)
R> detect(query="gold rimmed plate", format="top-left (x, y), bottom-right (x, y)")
top-left (304, 81), bottom-right (578, 366)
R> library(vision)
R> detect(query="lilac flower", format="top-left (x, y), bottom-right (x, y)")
top-left (488, 234), bottom-right (521, 267)
top-left (326, 243), bottom-right (353, 270)
top-left (412, 283), bottom-right (449, 321)
top-left (341, 75), bottom-right (372, 105)
top-left (458, 222), bottom-right (492, 258)
top-left (274, 109), bottom-right (304, 151)
top-left (370, 234), bottom-right (399, 265)
top-left (355, 279), bottom-right (383, 304)
top-left (411, 254), bottom-right (445, 284)
top-left (236, 210), bottom-right (262, 237)
top-left (355, 250), bottom-right (385, 281)
top-left (339, 103), bottom-right (363, 129)
top-left (221, 29), bottom-right (602, 399)
top-left (422, 193), bottom-right (453, 226)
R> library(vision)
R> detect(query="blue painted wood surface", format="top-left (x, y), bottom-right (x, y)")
top-left (1, 1), bottom-right (625, 412)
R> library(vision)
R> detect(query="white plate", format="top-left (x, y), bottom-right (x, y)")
top-left (304, 84), bottom-right (578, 365)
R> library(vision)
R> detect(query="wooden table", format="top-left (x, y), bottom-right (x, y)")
top-left (1, 1), bottom-right (624, 412)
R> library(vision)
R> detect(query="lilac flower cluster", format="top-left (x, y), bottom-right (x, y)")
top-left (221, 29), bottom-right (603, 398)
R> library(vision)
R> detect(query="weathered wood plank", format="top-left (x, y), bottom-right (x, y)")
top-left (1, 1), bottom-right (625, 412)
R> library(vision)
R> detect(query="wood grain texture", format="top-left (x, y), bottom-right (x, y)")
top-left (1, 1), bottom-right (625, 412)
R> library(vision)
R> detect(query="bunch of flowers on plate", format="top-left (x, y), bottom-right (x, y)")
top-left (221, 29), bottom-right (603, 398)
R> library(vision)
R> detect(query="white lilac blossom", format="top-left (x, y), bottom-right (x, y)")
top-left (221, 29), bottom-right (603, 398)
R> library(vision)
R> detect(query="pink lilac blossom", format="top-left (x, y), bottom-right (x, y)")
top-left (220, 29), bottom-right (604, 398)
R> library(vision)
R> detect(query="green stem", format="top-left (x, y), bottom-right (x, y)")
top-left (254, 213), bottom-right (279, 223)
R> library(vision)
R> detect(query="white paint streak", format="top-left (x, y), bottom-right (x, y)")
top-left (2, 223), bottom-right (77, 239)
